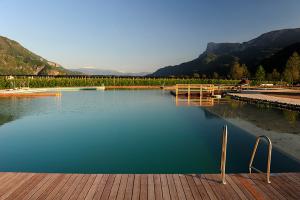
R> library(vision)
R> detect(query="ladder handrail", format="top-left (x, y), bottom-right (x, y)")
top-left (220, 125), bottom-right (228, 184)
top-left (249, 135), bottom-right (272, 183)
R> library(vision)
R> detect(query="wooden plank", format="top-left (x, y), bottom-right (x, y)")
top-left (192, 175), bottom-right (210, 200)
top-left (148, 174), bottom-right (155, 200)
top-left (21, 174), bottom-right (55, 200)
top-left (230, 174), bottom-right (256, 200)
top-left (140, 174), bottom-right (148, 200)
top-left (131, 174), bottom-right (141, 200)
top-left (250, 173), bottom-right (285, 200)
top-left (37, 174), bottom-right (67, 200)
top-left (290, 173), bottom-right (300, 182)
top-left (93, 174), bottom-right (109, 200)
top-left (269, 174), bottom-right (300, 199)
top-left (10, 174), bottom-right (48, 200)
top-left (108, 174), bottom-right (122, 200)
top-left (0, 173), bottom-right (24, 194)
top-left (0, 173), bottom-right (24, 190)
top-left (36, 174), bottom-right (69, 200)
top-left (1, 173), bottom-right (44, 200)
top-left (225, 175), bottom-right (254, 200)
top-left (246, 174), bottom-right (276, 199)
top-left (208, 174), bottom-right (241, 200)
top-left (173, 174), bottom-right (187, 200)
top-left (0, 173), bottom-right (34, 199)
top-left (69, 174), bottom-right (91, 200)
top-left (0, 173), bottom-right (298, 199)
top-left (85, 174), bottom-right (103, 200)
top-left (78, 175), bottom-right (97, 200)
top-left (166, 174), bottom-right (179, 200)
top-left (61, 174), bottom-right (84, 200)
top-left (116, 174), bottom-right (129, 200)
top-left (237, 174), bottom-right (269, 200)
top-left (212, 174), bottom-right (240, 200)
top-left (275, 174), bottom-right (300, 196)
top-left (160, 174), bottom-right (171, 200)
top-left (203, 174), bottom-right (231, 200)
top-left (0, 173), bottom-right (17, 188)
top-left (124, 174), bottom-right (134, 200)
top-left (154, 174), bottom-right (163, 200)
top-left (197, 174), bottom-right (217, 200)
top-left (282, 173), bottom-right (300, 186)
top-left (2, 174), bottom-right (44, 200)
top-left (100, 174), bottom-right (116, 200)
top-left (46, 174), bottom-right (76, 200)
top-left (185, 175), bottom-right (202, 200)
top-left (179, 174), bottom-right (194, 200)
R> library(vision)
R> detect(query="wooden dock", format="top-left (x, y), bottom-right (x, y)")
top-left (0, 172), bottom-right (299, 199)
top-left (175, 84), bottom-right (216, 98)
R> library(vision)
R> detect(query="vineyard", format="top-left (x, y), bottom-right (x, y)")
top-left (0, 76), bottom-right (281, 89)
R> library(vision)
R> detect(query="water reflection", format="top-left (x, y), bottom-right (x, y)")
top-left (174, 95), bottom-right (230, 107)
top-left (0, 95), bottom-right (62, 127)
top-left (205, 99), bottom-right (300, 134)
top-left (283, 110), bottom-right (299, 126)
top-left (204, 99), bottom-right (300, 161)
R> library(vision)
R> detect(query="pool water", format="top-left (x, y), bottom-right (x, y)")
top-left (0, 90), bottom-right (299, 173)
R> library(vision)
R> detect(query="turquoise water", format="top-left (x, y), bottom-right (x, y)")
top-left (0, 90), bottom-right (299, 173)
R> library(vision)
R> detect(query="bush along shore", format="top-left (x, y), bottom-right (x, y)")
top-left (0, 76), bottom-right (240, 89)
top-left (0, 76), bottom-right (283, 89)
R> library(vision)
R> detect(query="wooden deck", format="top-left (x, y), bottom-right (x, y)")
top-left (0, 172), bottom-right (299, 199)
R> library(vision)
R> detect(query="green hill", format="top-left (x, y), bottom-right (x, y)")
top-left (0, 36), bottom-right (78, 75)
top-left (151, 28), bottom-right (300, 78)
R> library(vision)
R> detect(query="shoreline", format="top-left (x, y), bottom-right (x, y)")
top-left (228, 90), bottom-right (300, 112)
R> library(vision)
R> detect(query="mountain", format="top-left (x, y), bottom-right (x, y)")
top-left (151, 28), bottom-right (300, 77)
top-left (72, 67), bottom-right (150, 76)
top-left (0, 36), bottom-right (79, 75)
top-left (260, 42), bottom-right (300, 73)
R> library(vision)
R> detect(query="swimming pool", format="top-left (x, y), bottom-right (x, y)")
top-left (0, 90), bottom-right (299, 173)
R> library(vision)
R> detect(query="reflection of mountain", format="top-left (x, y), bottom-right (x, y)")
top-left (0, 114), bottom-right (16, 126)
top-left (0, 98), bottom-right (25, 126)
top-left (205, 100), bottom-right (300, 134)
top-left (0, 97), bottom-right (58, 127)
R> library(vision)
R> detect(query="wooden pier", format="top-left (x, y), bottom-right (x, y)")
top-left (175, 84), bottom-right (216, 98)
top-left (0, 172), bottom-right (298, 199)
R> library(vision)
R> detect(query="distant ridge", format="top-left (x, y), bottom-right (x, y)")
top-left (0, 36), bottom-right (80, 75)
top-left (151, 28), bottom-right (300, 77)
top-left (72, 68), bottom-right (149, 76)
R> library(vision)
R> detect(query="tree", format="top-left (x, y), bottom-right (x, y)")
top-left (255, 65), bottom-right (265, 81)
top-left (230, 60), bottom-right (248, 79)
top-left (241, 64), bottom-right (249, 77)
top-left (283, 52), bottom-right (300, 84)
top-left (193, 73), bottom-right (200, 78)
top-left (271, 68), bottom-right (281, 81)
top-left (213, 72), bottom-right (219, 79)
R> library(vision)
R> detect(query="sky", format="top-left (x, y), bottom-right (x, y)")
top-left (0, 0), bottom-right (300, 72)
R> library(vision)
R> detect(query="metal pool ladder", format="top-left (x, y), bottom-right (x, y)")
top-left (249, 135), bottom-right (272, 183)
top-left (220, 125), bottom-right (228, 184)
top-left (220, 127), bottom-right (272, 184)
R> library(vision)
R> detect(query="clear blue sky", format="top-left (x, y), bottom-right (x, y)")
top-left (0, 0), bottom-right (300, 72)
